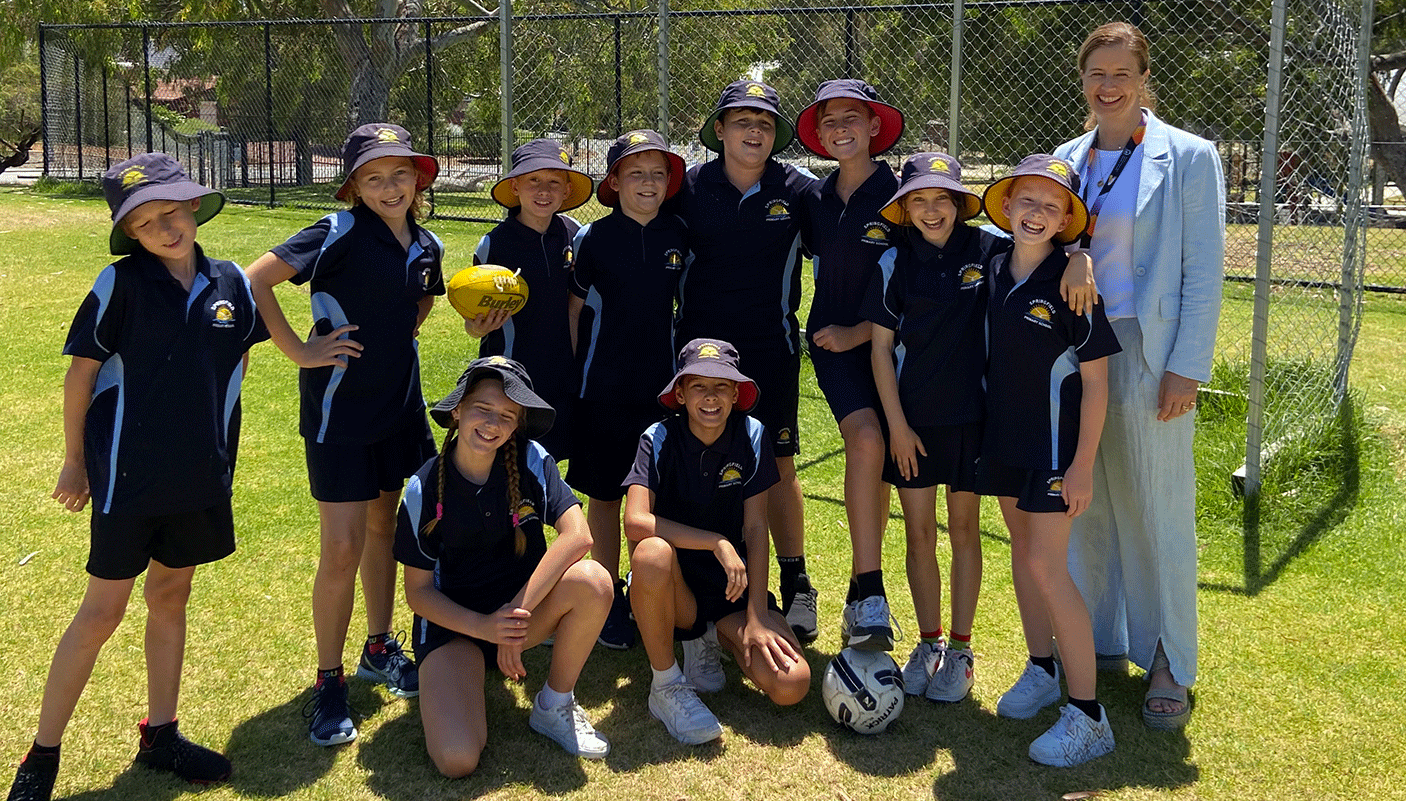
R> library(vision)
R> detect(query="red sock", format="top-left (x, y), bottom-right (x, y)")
top-left (949, 632), bottom-right (972, 651)
top-left (920, 628), bottom-right (945, 643)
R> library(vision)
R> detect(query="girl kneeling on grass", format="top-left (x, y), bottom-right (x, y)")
top-left (394, 357), bottom-right (613, 776)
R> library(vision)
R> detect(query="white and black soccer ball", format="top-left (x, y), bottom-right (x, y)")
top-left (822, 648), bottom-right (905, 734)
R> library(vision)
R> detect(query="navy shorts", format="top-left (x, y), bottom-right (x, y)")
top-left (883, 421), bottom-right (983, 493)
top-left (809, 340), bottom-right (879, 424)
top-left (567, 399), bottom-right (666, 501)
top-left (977, 459), bottom-right (1069, 514)
top-left (736, 346), bottom-right (800, 458)
top-left (87, 499), bottom-right (235, 580)
top-left (674, 590), bottom-right (782, 641)
top-left (410, 613), bottom-right (499, 668)
top-left (305, 413), bottom-right (435, 503)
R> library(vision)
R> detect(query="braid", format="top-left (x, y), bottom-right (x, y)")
top-left (503, 435), bottom-right (527, 556)
top-left (423, 427), bottom-right (457, 534)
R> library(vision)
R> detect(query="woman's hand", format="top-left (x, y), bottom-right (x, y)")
top-left (464, 309), bottom-right (510, 338)
top-left (1157, 371), bottom-right (1200, 421)
top-left (889, 424), bottom-right (926, 482)
top-left (713, 539), bottom-right (747, 602)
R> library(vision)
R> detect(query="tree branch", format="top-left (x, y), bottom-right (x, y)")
top-left (1372, 50), bottom-right (1406, 73)
top-left (426, 20), bottom-right (493, 53)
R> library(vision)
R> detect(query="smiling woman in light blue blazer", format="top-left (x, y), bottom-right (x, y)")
top-left (1053, 21), bottom-right (1224, 731)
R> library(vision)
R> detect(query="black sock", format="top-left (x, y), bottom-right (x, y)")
top-left (778, 555), bottom-right (805, 601)
top-left (317, 666), bottom-right (344, 688)
top-left (854, 570), bottom-right (885, 601)
top-left (28, 742), bottom-right (60, 759)
top-left (846, 577), bottom-right (858, 605)
top-left (1031, 654), bottom-right (1058, 679)
top-left (1068, 696), bottom-right (1102, 722)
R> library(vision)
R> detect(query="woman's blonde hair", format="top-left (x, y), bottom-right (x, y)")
top-left (1077, 21), bottom-right (1158, 131)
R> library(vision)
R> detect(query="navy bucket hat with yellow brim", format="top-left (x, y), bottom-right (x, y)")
top-left (491, 139), bottom-right (594, 213)
top-left (431, 356), bottom-right (555, 440)
top-left (698, 80), bottom-right (795, 156)
top-left (334, 123), bottom-right (439, 202)
top-left (659, 338), bottom-right (759, 413)
top-left (795, 78), bottom-right (905, 159)
top-left (879, 152), bottom-right (981, 226)
top-left (597, 129), bottom-right (686, 207)
top-left (981, 154), bottom-right (1090, 246)
top-left (103, 152), bottom-right (225, 256)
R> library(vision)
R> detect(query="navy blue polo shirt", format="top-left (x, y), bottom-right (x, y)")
top-left (984, 248), bottom-right (1121, 471)
top-left (624, 412), bottom-right (779, 601)
top-left (673, 159), bottom-right (816, 355)
top-left (394, 439), bottom-right (579, 614)
top-left (63, 246), bottom-right (269, 516)
top-left (272, 203), bottom-right (445, 445)
top-left (862, 224), bottom-right (1003, 427)
top-left (801, 162), bottom-right (899, 331)
top-left (570, 210), bottom-right (686, 402)
top-left (474, 212), bottom-right (581, 410)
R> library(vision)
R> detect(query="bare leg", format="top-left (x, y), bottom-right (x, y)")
top-left (898, 487), bottom-right (943, 634)
top-left (586, 498), bottom-right (623, 579)
top-left (360, 490), bottom-right (402, 638)
top-left (1008, 500), bottom-right (1096, 700)
top-left (313, 500), bottom-right (368, 670)
top-left (1000, 497), bottom-right (1054, 660)
top-left (945, 490), bottom-right (982, 638)
top-left (418, 640), bottom-right (487, 778)
top-left (839, 409), bottom-right (890, 576)
top-left (714, 609), bottom-right (810, 705)
top-left (33, 576), bottom-right (137, 746)
top-left (142, 562), bottom-right (197, 726)
top-left (629, 538), bottom-right (696, 671)
top-left (522, 561), bottom-right (612, 692)
top-left (768, 456), bottom-right (804, 560)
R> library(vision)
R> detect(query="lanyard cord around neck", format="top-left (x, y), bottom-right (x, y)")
top-left (1078, 112), bottom-right (1147, 248)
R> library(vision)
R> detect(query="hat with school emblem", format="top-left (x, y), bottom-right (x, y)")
top-left (879, 152), bottom-right (981, 225)
top-left (491, 138), bottom-right (594, 213)
top-left (981, 154), bottom-right (1089, 245)
top-left (102, 152), bottom-right (225, 256)
top-left (597, 129), bottom-right (686, 207)
top-left (698, 80), bottom-right (795, 156)
top-left (431, 355), bottom-right (555, 440)
top-left (335, 123), bottom-right (439, 202)
top-left (659, 338), bottom-right (759, 412)
top-left (795, 78), bottom-right (906, 158)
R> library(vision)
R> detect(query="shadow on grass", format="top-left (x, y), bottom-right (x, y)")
top-left (60, 763), bottom-right (199, 801)
top-left (222, 683), bottom-right (392, 797)
top-left (1200, 395), bottom-right (1361, 597)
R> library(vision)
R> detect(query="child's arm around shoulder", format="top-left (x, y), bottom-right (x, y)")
top-left (53, 357), bottom-right (101, 512)
top-left (245, 251), bottom-right (362, 368)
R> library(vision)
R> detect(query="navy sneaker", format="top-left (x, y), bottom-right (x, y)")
top-left (303, 679), bottom-right (357, 746)
top-left (356, 633), bottom-right (419, 698)
top-left (597, 580), bottom-right (635, 650)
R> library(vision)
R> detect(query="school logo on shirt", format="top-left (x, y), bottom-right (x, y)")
top-left (765, 200), bottom-right (791, 222)
top-left (959, 264), bottom-right (984, 289)
top-left (515, 500), bottom-right (539, 524)
top-left (1045, 476), bottom-right (1065, 497)
top-left (419, 265), bottom-right (436, 292)
top-left (777, 427), bottom-right (792, 444)
top-left (209, 299), bottom-right (236, 329)
top-left (861, 221), bottom-right (891, 245)
top-left (561, 245), bottom-right (575, 270)
top-left (1024, 300), bottom-right (1055, 329)
top-left (718, 462), bottom-right (744, 488)
top-left (121, 167), bottom-right (148, 189)
top-left (664, 249), bottom-right (685, 271)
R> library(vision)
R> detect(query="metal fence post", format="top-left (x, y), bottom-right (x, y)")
top-left (657, 0), bottom-right (670, 139)
top-left (948, 0), bottom-right (964, 158)
top-left (1338, 0), bottom-right (1374, 398)
top-left (102, 63), bottom-right (111, 169)
top-left (614, 16), bottom-right (622, 137)
top-left (500, 0), bottom-right (513, 171)
top-left (74, 50), bottom-right (83, 179)
top-left (425, 19), bottom-right (436, 215)
top-left (265, 22), bottom-right (275, 207)
top-left (1246, 0), bottom-right (1289, 523)
top-left (142, 27), bottom-right (153, 151)
top-left (39, 26), bottom-right (49, 176)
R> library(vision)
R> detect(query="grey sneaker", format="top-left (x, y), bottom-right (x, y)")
top-left (1028, 704), bottom-right (1115, 767)
top-left (355, 634), bottom-right (419, 698)
top-left (997, 659), bottom-right (1061, 720)
top-left (926, 647), bottom-right (974, 702)
top-left (529, 694), bottom-right (610, 758)
top-left (901, 641), bottom-right (944, 696)
top-left (681, 623), bottom-right (726, 693)
top-left (784, 573), bottom-right (819, 644)
top-left (846, 596), bottom-right (896, 651)
top-left (648, 678), bottom-right (724, 745)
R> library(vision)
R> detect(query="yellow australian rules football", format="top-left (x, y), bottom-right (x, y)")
top-left (446, 264), bottom-right (530, 319)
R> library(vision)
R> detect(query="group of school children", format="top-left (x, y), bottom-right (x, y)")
top-left (8, 73), bottom-right (1129, 801)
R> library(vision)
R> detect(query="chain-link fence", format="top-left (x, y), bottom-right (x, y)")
top-left (39, 0), bottom-right (1373, 545)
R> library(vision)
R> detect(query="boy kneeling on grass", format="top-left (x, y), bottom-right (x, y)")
top-left (8, 154), bottom-right (268, 801)
top-left (623, 339), bottom-right (810, 746)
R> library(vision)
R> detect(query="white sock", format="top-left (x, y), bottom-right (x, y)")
top-left (651, 663), bottom-right (684, 690)
top-left (537, 685), bottom-right (572, 710)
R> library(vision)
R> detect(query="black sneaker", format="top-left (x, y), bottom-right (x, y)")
top-left (302, 679), bottom-right (358, 746)
top-left (134, 719), bottom-right (231, 785)
top-left (7, 751), bottom-right (58, 801)
top-left (597, 580), bottom-right (635, 650)
top-left (355, 633), bottom-right (419, 698)
top-left (783, 572), bottom-right (819, 644)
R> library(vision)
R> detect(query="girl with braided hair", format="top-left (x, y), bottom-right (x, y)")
top-left (394, 357), bottom-right (614, 777)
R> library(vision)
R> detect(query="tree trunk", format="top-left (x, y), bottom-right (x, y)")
top-left (1367, 72), bottom-right (1406, 197)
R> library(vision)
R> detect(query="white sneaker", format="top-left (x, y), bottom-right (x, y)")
top-left (840, 600), bottom-right (855, 647)
top-left (926, 647), bottom-right (974, 702)
top-left (1028, 704), bottom-right (1115, 767)
top-left (529, 695), bottom-right (610, 758)
top-left (648, 678), bottom-right (724, 745)
top-left (785, 573), bottom-right (819, 644)
top-left (997, 659), bottom-right (1062, 719)
top-left (846, 596), bottom-right (896, 652)
top-left (681, 623), bottom-right (726, 693)
top-left (902, 641), bottom-right (944, 696)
